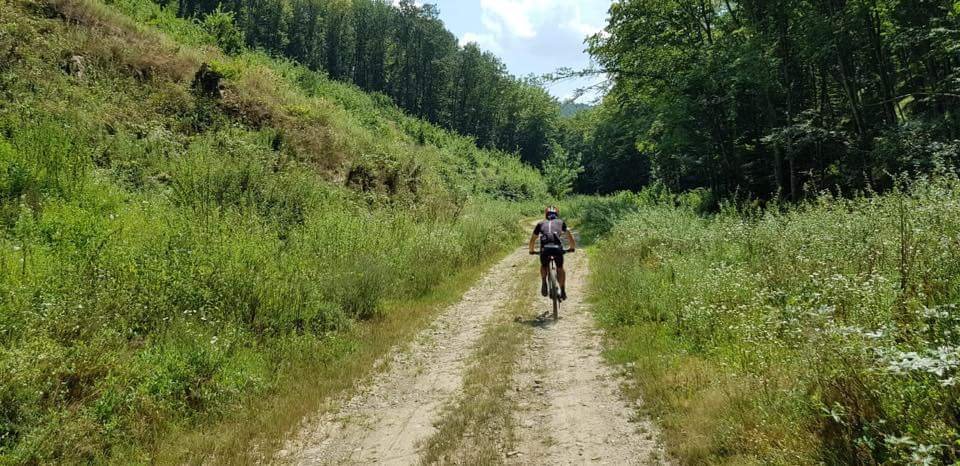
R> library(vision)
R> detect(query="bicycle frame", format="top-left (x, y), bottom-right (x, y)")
top-left (531, 248), bottom-right (572, 320)
top-left (547, 257), bottom-right (560, 319)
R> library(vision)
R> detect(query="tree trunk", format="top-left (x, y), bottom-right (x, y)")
top-left (867, 2), bottom-right (898, 124)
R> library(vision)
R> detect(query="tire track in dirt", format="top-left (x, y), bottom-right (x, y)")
top-left (508, 251), bottom-right (668, 465)
top-left (281, 246), bottom-right (530, 465)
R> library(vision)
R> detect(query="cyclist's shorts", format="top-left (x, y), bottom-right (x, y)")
top-left (539, 247), bottom-right (564, 267)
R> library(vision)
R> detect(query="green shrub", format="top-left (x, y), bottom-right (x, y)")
top-left (0, 120), bottom-right (88, 210)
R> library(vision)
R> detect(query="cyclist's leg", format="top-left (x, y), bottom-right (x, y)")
top-left (556, 254), bottom-right (567, 300)
top-left (539, 253), bottom-right (550, 296)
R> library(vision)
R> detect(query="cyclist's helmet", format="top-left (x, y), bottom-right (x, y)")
top-left (545, 206), bottom-right (559, 220)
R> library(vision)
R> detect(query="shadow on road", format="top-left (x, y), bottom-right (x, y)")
top-left (514, 312), bottom-right (559, 329)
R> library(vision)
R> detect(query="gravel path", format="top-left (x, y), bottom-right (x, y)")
top-left (281, 239), bottom-right (666, 465)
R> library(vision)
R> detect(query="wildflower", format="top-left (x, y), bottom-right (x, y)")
top-left (883, 346), bottom-right (960, 379)
top-left (884, 435), bottom-right (916, 447)
top-left (911, 444), bottom-right (941, 466)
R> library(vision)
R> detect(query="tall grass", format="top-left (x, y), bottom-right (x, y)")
top-left (589, 179), bottom-right (960, 464)
top-left (0, 118), bottom-right (526, 462)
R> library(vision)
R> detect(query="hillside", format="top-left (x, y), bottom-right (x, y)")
top-left (0, 0), bottom-right (545, 462)
top-left (171, 0), bottom-right (564, 168)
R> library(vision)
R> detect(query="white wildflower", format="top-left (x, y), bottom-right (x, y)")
top-left (911, 444), bottom-right (941, 466)
top-left (884, 435), bottom-right (916, 447)
top-left (883, 346), bottom-right (960, 379)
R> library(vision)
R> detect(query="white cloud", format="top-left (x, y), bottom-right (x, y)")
top-left (463, 0), bottom-right (607, 54)
top-left (479, 0), bottom-right (545, 39)
top-left (460, 32), bottom-right (503, 54)
top-left (448, 0), bottom-right (610, 100)
top-left (565, 19), bottom-right (602, 38)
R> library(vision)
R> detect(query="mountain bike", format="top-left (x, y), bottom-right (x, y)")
top-left (531, 248), bottom-right (575, 320)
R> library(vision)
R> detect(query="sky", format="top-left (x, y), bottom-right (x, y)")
top-left (414, 0), bottom-right (613, 102)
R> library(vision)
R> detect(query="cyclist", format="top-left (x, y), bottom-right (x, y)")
top-left (529, 206), bottom-right (576, 301)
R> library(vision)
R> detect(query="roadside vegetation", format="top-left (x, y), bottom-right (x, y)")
top-left (568, 2), bottom-right (960, 463)
top-left (0, 0), bottom-right (544, 462)
top-left (583, 181), bottom-right (960, 464)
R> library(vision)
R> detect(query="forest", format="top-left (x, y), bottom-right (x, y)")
top-left (576, 0), bottom-right (960, 198)
top-left (163, 0), bottom-right (959, 200)
top-left (171, 0), bottom-right (562, 169)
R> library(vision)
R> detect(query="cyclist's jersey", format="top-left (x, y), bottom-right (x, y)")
top-left (533, 219), bottom-right (568, 250)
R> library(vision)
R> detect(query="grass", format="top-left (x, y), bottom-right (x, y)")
top-left (0, 0), bottom-right (547, 462)
top-left (153, 247), bottom-right (516, 464)
top-left (586, 180), bottom-right (960, 464)
top-left (419, 259), bottom-right (539, 465)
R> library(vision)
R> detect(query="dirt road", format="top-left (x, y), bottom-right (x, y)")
top-left (282, 241), bottom-right (664, 465)
top-left (508, 251), bottom-right (667, 465)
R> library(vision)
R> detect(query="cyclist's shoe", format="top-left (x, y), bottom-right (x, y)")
top-left (560, 289), bottom-right (568, 301)
top-left (541, 281), bottom-right (548, 297)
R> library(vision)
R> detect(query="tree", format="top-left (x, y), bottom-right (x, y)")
top-left (542, 143), bottom-right (584, 199)
top-left (202, 7), bottom-right (245, 55)
top-left (240, 0), bottom-right (287, 53)
top-left (160, 0), bottom-right (565, 169)
top-left (286, 0), bottom-right (325, 69)
top-left (585, 0), bottom-right (960, 199)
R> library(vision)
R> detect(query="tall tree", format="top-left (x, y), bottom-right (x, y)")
top-left (585, 0), bottom-right (960, 198)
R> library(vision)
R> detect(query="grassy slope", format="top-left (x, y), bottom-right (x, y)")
top-left (583, 186), bottom-right (960, 464)
top-left (0, 0), bottom-right (545, 462)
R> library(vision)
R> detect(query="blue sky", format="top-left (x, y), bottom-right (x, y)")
top-left (413, 0), bottom-right (612, 102)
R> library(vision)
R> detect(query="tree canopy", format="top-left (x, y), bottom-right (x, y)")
top-left (575, 0), bottom-right (960, 198)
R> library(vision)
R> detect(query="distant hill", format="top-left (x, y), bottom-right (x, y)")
top-left (560, 102), bottom-right (594, 117)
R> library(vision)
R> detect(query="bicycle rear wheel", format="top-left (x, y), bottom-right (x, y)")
top-left (549, 261), bottom-right (559, 320)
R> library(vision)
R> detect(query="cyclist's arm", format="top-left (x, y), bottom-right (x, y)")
top-left (566, 230), bottom-right (577, 251)
top-left (528, 234), bottom-right (538, 254)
